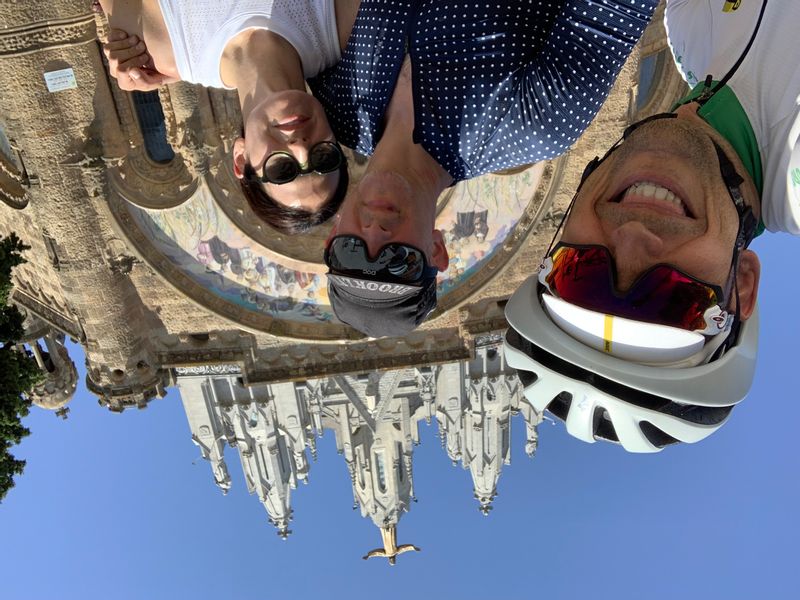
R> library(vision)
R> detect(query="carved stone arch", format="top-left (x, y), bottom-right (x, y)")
top-left (106, 145), bottom-right (560, 342)
top-left (0, 123), bottom-right (29, 209)
top-left (109, 155), bottom-right (197, 210)
top-left (101, 66), bottom-right (197, 209)
top-left (109, 85), bottom-right (198, 209)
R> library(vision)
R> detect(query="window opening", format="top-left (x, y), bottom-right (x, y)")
top-left (131, 91), bottom-right (175, 163)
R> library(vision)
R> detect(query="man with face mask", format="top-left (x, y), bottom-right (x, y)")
top-left (505, 0), bottom-right (797, 452)
top-left (313, 0), bottom-right (659, 337)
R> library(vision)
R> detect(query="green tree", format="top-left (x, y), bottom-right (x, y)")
top-left (0, 233), bottom-right (43, 502)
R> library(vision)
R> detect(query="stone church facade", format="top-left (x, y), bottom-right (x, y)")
top-left (174, 343), bottom-right (540, 554)
top-left (0, 0), bottom-right (683, 560)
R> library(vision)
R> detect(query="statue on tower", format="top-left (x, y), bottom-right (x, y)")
top-left (362, 526), bottom-right (420, 566)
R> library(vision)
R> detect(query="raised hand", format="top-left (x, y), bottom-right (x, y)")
top-left (102, 28), bottom-right (179, 92)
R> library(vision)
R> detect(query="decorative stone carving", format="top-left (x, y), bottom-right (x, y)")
top-left (111, 151), bottom-right (197, 210)
top-left (28, 331), bottom-right (79, 410)
top-left (87, 367), bottom-right (170, 412)
top-left (0, 14), bottom-right (97, 56)
top-left (0, 152), bottom-right (27, 209)
top-left (174, 341), bottom-right (538, 553)
top-left (11, 289), bottom-right (83, 342)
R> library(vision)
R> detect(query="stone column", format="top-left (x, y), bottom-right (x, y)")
top-left (0, 0), bottom-right (166, 408)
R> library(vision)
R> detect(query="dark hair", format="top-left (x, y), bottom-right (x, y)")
top-left (240, 157), bottom-right (349, 235)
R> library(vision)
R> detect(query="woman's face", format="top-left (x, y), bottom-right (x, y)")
top-left (233, 90), bottom-right (340, 212)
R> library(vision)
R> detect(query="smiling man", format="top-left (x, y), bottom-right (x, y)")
top-left (504, 0), bottom-right (799, 452)
top-left (560, 103), bottom-right (760, 314)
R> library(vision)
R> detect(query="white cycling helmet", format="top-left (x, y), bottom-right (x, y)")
top-left (503, 275), bottom-right (759, 453)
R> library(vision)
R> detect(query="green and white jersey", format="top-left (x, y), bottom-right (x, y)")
top-left (666, 0), bottom-right (800, 234)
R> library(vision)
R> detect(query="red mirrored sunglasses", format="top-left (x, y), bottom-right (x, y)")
top-left (539, 244), bottom-right (731, 334)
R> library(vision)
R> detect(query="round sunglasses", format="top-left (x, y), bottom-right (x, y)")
top-left (260, 141), bottom-right (343, 185)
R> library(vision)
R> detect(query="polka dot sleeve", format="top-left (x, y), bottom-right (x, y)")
top-left (410, 0), bottom-right (659, 180)
top-left (307, 0), bottom-right (412, 157)
top-left (309, 0), bottom-right (658, 182)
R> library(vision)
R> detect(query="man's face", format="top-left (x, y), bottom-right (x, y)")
top-left (560, 103), bottom-right (760, 314)
top-left (233, 90), bottom-right (339, 212)
top-left (328, 171), bottom-right (449, 271)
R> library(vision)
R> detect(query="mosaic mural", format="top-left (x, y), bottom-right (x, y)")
top-left (127, 163), bottom-right (544, 326)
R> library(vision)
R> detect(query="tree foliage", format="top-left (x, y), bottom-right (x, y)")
top-left (0, 233), bottom-right (43, 502)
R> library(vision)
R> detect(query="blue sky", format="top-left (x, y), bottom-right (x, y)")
top-left (1, 231), bottom-right (798, 600)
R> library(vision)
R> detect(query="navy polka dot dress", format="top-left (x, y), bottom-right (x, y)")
top-left (307, 0), bottom-right (658, 181)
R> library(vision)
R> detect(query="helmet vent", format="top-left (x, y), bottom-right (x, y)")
top-left (593, 407), bottom-right (619, 442)
top-left (640, 421), bottom-right (680, 448)
top-left (516, 368), bottom-right (538, 387)
top-left (658, 403), bottom-right (733, 425)
top-left (506, 327), bottom-right (736, 422)
top-left (547, 392), bottom-right (572, 422)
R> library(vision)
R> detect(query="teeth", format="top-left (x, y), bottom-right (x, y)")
top-left (622, 181), bottom-right (685, 214)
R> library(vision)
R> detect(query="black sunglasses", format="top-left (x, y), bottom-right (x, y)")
top-left (260, 141), bottom-right (343, 185)
top-left (324, 236), bottom-right (439, 283)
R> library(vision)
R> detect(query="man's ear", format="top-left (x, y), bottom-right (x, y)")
top-left (232, 137), bottom-right (247, 179)
top-left (431, 229), bottom-right (450, 272)
top-left (731, 249), bottom-right (760, 320)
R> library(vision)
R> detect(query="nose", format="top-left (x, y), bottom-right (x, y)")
top-left (286, 139), bottom-right (310, 167)
top-left (608, 221), bottom-right (665, 292)
top-left (356, 207), bottom-right (398, 253)
top-left (360, 211), bottom-right (393, 238)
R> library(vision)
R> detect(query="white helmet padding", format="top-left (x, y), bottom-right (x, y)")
top-left (503, 275), bottom-right (759, 453)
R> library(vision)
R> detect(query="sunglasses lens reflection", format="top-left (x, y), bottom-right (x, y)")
top-left (264, 154), bottom-right (298, 184)
top-left (328, 237), bottom-right (428, 282)
top-left (547, 245), bottom-right (720, 331)
top-left (310, 143), bottom-right (342, 173)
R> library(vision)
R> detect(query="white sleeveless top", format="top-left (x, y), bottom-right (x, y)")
top-left (157, 0), bottom-right (341, 89)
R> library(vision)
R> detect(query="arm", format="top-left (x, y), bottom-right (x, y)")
top-left (98, 0), bottom-right (180, 91)
top-left (514, 0), bottom-right (659, 156)
top-left (406, 0), bottom-right (659, 180)
top-left (103, 28), bottom-right (179, 92)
